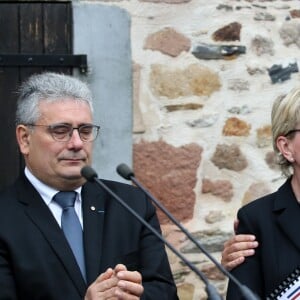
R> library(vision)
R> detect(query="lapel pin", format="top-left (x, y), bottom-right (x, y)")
top-left (90, 206), bottom-right (96, 211)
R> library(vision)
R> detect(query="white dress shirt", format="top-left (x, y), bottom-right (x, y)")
top-left (24, 167), bottom-right (83, 228)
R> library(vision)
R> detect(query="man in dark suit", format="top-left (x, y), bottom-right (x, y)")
top-left (0, 72), bottom-right (178, 300)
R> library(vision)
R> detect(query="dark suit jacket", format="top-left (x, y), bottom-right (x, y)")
top-left (0, 173), bottom-right (178, 300)
top-left (226, 177), bottom-right (300, 299)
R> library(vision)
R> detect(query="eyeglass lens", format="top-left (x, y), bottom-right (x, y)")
top-left (49, 124), bottom-right (99, 142)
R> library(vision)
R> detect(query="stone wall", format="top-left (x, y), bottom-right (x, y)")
top-left (80, 0), bottom-right (300, 299)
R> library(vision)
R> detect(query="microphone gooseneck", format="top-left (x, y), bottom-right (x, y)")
top-left (116, 163), bottom-right (260, 300)
top-left (81, 165), bottom-right (223, 300)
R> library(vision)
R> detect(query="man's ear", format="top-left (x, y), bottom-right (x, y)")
top-left (276, 135), bottom-right (294, 162)
top-left (16, 125), bottom-right (31, 155)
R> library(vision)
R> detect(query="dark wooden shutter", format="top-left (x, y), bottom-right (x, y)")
top-left (0, 1), bottom-right (72, 189)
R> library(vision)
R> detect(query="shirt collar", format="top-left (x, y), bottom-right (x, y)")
top-left (24, 167), bottom-right (82, 205)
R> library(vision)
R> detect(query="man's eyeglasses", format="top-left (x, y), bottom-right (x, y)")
top-left (26, 123), bottom-right (100, 142)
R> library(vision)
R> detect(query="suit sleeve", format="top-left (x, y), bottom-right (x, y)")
top-left (138, 195), bottom-right (178, 300)
top-left (0, 238), bottom-right (18, 299)
top-left (226, 207), bottom-right (264, 299)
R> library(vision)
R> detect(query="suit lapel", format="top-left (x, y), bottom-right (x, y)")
top-left (82, 182), bottom-right (106, 284)
top-left (16, 176), bottom-right (86, 297)
top-left (274, 178), bottom-right (300, 252)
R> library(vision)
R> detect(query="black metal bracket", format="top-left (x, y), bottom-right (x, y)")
top-left (0, 54), bottom-right (88, 74)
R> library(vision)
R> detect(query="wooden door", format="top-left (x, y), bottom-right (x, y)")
top-left (0, 1), bottom-right (73, 189)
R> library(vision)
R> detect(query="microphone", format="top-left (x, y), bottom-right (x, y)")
top-left (81, 165), bottom-right (222, 300)
top-left (116, 163), bottom-right (260, 300)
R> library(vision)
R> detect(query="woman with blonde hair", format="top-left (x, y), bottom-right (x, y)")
top-left (226, 88), bottom-right (300, 299)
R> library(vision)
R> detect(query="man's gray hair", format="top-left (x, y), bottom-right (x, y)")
top-left (16, 72), bottom-right (94, 125)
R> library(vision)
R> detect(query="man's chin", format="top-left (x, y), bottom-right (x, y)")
top-left (60, 166), bottom-right (84, 180)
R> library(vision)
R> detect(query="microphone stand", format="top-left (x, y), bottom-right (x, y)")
top-left (116, 163), bottom-right (260, 300)
top-left (81, 166), bottom-right (222, 300)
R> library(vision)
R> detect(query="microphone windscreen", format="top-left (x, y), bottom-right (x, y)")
top-left (81, 165), bottom-right (98, 181)
top-left (116, 163), bottom-right (134, 180)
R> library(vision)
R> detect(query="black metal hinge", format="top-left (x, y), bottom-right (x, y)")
top-left (0, 54), bottom-right (88, 74)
